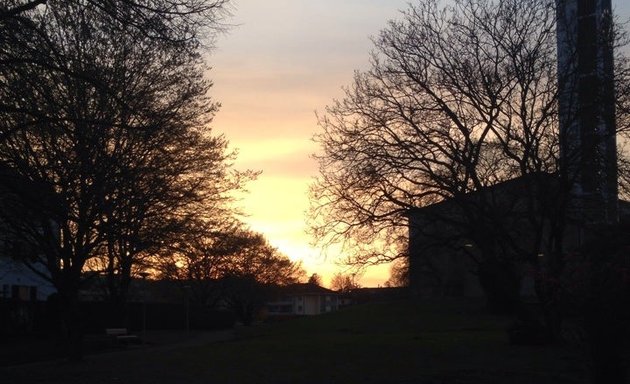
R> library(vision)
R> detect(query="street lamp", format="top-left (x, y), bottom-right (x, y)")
top-left (139, 272), bottom-right (150, 343)
top-left (183, 285), bottom-right (191, 332)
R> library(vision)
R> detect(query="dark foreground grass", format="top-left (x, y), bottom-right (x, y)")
top-left (2, 299), bottom-right (589, 384)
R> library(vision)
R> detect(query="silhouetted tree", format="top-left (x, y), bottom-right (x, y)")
top-left (330, 272), bottom-right (360, 293)
top-left (1, 0), bottom-right (229, 43)
top-left (156, 219), bottom-right (243, 307)
top-left (616, 31), bottom-right (630, 198)
top-left (0, 1), bottom-right (232, 359)
top-left (307, 273), bottom-right (323, 286)
top-left (221, 230), bottom-right (305, 286)
top-left (384, 258), bottom-right (409, 288)
top-left (311, 0), bottom-right (557, 264)
top-left (220, 231), bottom-right (304, 324)
top-left (1, 0), bottom-right (230, 146)
top-left (309, 0), bottom-right (629, 315)
top-left (158, 225), bottom-right (304, 324)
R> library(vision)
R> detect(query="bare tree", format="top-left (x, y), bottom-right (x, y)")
top-left (307, 273), bottom-right (323, 286)
top-left (1, 0), bottom-right (230, 44)
top-left (221, 229), bottom-right (306, 286)
top-left (221, 234), bottom-right (305, 325)
top-left (0, 1), bottom-right (233, 359)
top-left (1, 0), bottom-right (230, 147)
top-left (157, 223), bottom-right (304, 324)
top-left (330, 272), bottom-right (360, 292)
top-left (213, 228), bottom-right (305, 324)
top-left (156, 218), bottom-right (243, 306)
top-left (310, 0), bottom-right (628, 312)
top-left (310, 0), bottom-right (559, 274)
top-left (384, 258), bottom-right (409, 288)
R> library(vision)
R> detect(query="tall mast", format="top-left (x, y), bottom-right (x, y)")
top-left (556, 0), bottom-right (617, 224)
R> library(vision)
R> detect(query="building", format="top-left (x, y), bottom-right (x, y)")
top-left (407, 0), bottom-right (620, 298)
top-left (0, 257), bottom-right (55, 301)
top-left (0, 164), bottom-right (56, 302)
top-left (407, 173), bottom-right (630, 298)
top-left (557, 0), bottom-right (618, 224)
top-left (407, 174), bottom-right (557, 298)
top-left (266, 283), bottom-right (339, 316)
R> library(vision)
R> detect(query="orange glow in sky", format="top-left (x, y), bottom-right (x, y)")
top-left (210, 0), bottom-right (409, 287)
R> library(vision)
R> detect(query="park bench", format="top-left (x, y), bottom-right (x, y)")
top-left (105, 328), bottom-right (141, 345)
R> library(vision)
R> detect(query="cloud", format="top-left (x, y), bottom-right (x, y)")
top-left (229, 138), bottom-right (317, 178)
top-left (240, 155), bottom-right (318, 179)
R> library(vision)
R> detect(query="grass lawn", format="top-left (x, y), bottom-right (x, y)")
top-left (1, 298), bottom-right (590, 383)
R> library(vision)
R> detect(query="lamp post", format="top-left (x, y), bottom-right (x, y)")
top-left (183, 285), bottom-right (191, 332)
top-left (139, 272), bottom-right (150, 343)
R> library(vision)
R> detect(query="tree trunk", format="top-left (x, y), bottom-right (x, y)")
top-left (59, 290), bottom-right (83, 361)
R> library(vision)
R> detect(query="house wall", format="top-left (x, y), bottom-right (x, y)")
top-left (320, 295), bottom-right (338, 313)
top-left (0, 258), bottom-right (55, 301)
top-left (303, 295), bottom-right (320, 315)
top-left (267, 292), bottom-right (339, 316)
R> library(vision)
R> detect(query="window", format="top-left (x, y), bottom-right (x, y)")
top-left (9, 285), bottom-right (34, 301)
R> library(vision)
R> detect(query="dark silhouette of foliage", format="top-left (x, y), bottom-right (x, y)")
top-left (309, 0), bottom-right (629, 315)
top-left (158, 225), bottom-right (304, 324)
top-left (218, 229), bottom-right (305, 324)
top-left (307, 273), bottom-right (323, 286)
top-left (330, 272), bottom-right (361, 293)
top-left (0, 0), bottom-right (233, 359)
top-left (384, 257), bottom-right (409, 288)
top-left (310, 0), bottom-right (561, 265)
top-left (1, 0), bottom-right (230, 46)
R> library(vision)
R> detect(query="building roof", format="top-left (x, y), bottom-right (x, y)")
top-left (406, 172), bottom-right (558, 216)
top-left (282, 283), bottom-right (337, 296)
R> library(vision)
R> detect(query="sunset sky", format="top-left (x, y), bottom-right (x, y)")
top-left (209, 0), bottom-right (630, 287)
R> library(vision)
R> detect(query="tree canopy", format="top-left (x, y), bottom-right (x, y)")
top-left (330, 272), bottom-right (360, 292)
top-left (309, 0), bottom-right (629, 269)
top-left (0, 0), bottom-right (235, 358)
